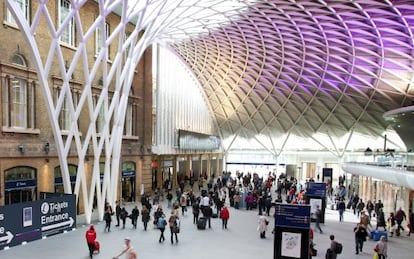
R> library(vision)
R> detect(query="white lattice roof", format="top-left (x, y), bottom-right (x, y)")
top-left (168, 0), bottom-right (414, 149)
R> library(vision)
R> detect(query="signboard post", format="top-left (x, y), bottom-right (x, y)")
top-left (274, 204), bottom-right (311, 259)
top-left (322, 168), bottom-right (333, 184)
top-left (305, 182), bottom-right (327, 223)
top-left (0, 194), bottom-right (76, 250)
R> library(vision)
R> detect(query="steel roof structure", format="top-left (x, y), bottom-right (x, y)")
top-left (6, 0), bottom-right (414, 222)
top-left (169, 0), bottom-right (414, 152)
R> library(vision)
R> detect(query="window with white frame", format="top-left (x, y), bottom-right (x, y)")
top-left (93, 95), bottom-right (106, 134)
top-left (2, 54), bottom-right (36, 131)
top-left (95, 22), bottom-right (110, 57)
top-left (59, 94), bottom-right (71, 130)
top-left (124, 103), bottom-right (136, 136)
top-left (97, 102), bottom-right (105, 134)
top-left (55, 87), bottom-right (78, 131)
top-left (123, 31), bottom-right (132, 64)
top-left (58, 0), bottom-right (75, 46)
top-left (10, 78), bottom-right (27, 128)
top-left (6, 0), bottom-right (30, 26)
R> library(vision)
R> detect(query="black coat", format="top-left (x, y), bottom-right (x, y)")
top-left (131, 208), bottom-right (139, 220)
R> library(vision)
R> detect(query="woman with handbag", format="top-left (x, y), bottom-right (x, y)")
top-left (374, 236), bottom-right (387, 259)
top-left (168, 212), bottom-right (179, 244)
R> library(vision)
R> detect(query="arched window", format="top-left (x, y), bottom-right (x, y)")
top-left (11, 54), bottom-right (27, 67)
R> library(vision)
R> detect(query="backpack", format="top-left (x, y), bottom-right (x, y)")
top-left (157, 217), bottom-right (166, 228)
top-left (334, 242), bottom-right (343, 254)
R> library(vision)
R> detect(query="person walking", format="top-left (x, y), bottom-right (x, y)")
top-left (131, 205), bottom-right (139, 229)
top-left (351, 192), bottom-right (360, 215)
top-left (314, 205), bottom-right (323, 234)
top-left (395, 207), bottom-right (407, 235)
top-left (115, 201), bottom-right (121, 227)
top-left (120, 207), bottom-right (129, 229)
top-left (192, 201), bottom-right (200, 224)
top-left (374, 236), bottom-right (387, 259)
top-left (374, 200), bottom-right (384, 217)
top-left (168, 212), bottom-right (179, 244)
top-left (166, 191), bottom-right (173, 208)
top-left (325, 235), bottom-right (339, 259)
top-left (233, 192), bottom-right (241, 209)
top-left (258, 215), bottom-right (269, 239)
top-left (359, 211), bottom-right (371, 232)
top-left (353, 223), bottom-right (368, 254)
top-left (203, 204), bottom-right (213, 228)
top-left (141, 206), bottom-right (150, 231)
top-left (356, 199), bottom-right (365, 218)
top-left (366, 200), bottom-right (374, 219)
top-left (104, 206), bottom-right (113, 232)
top-left (387, 212), bottom-right (396, 237)
top-left (220, 205), bottom-right (230, 229)
top-left (376, 208), bottom-right (387, 231)
top-left (407, 209), bottom-right (414, 236)
top-left (180, 194), bottom-right (187, 216)
top-left (337, 198), bottom-right (346, 222)
top-left (85, 224), bottom-right (97, 258)
top-left (113, 237), bottom-right (137, 259)
top-left (157, 214), bottom-right (167, 243)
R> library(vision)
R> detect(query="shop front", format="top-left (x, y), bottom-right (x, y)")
top-left (121, 161), bottom-right (136, 202)
top-left (4, 166), bottom-right (37, 205)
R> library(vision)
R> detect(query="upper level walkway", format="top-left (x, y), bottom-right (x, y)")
top-left (1, 198), bottom-right (413, 259)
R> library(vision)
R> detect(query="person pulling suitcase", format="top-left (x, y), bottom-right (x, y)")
top-left (85, 224), bottom-right (97, 258)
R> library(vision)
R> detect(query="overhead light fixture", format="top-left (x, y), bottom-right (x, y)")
top-left (18, 144), bottom-right (25, 154)
top-left (44, 142), bottom-right (50, 154)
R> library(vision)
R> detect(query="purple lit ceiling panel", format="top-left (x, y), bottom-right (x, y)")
top-left (173, 0), bottom-right (414, 140)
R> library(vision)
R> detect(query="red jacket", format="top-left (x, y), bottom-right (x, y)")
top-left (220, 207), bottom-right (230, 220)
top-left (85, 229), bottom-right (96, 244)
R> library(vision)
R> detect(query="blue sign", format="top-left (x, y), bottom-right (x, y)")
top-left (322, 168), bottom-right (333, 184)
top-left (0, 194), bottom-right (76, 250)
top-left (5, 179), bottom-right (36, 190)
top-left (54, 176), bottom-right (77, 185)
top-left (122, 170), bottom-right (136, 178)
top-left (306, 182), bottom-right (326, 197)
top-left (275, 204), bottom-right (311, 230)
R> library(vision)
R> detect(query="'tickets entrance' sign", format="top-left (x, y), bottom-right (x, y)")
top-left (0, 194), bottom-right (76, 250)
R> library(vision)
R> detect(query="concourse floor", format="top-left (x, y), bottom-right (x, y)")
top-left (1, 201), bottom-right (414, 259)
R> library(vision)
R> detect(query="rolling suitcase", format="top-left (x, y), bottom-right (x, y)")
top-left (94, 240), bottom-right (100, 254)
top-left (197, 217), bottom-right (207, 230)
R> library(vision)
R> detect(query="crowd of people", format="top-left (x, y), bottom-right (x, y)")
top-left (84, 171), bottom-right (413, 259)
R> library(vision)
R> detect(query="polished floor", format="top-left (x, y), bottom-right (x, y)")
top-left (1, 198), bottom-right (413, 259)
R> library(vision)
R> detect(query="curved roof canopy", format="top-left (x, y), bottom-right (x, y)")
top-left (165, 0), bottom-right (414, 151)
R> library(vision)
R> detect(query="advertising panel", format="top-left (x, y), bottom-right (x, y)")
top-left (274, 204), bottom-right (311, 230)
top-left (306, 182), bottom-right (326, 197)
top-left (0, 194), bottom-right (76, 250)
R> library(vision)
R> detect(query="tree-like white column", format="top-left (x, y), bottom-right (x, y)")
top-left (6, 0), bottom-right (153, 224)
top-left (6, 0), bottom-right (247, 223)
